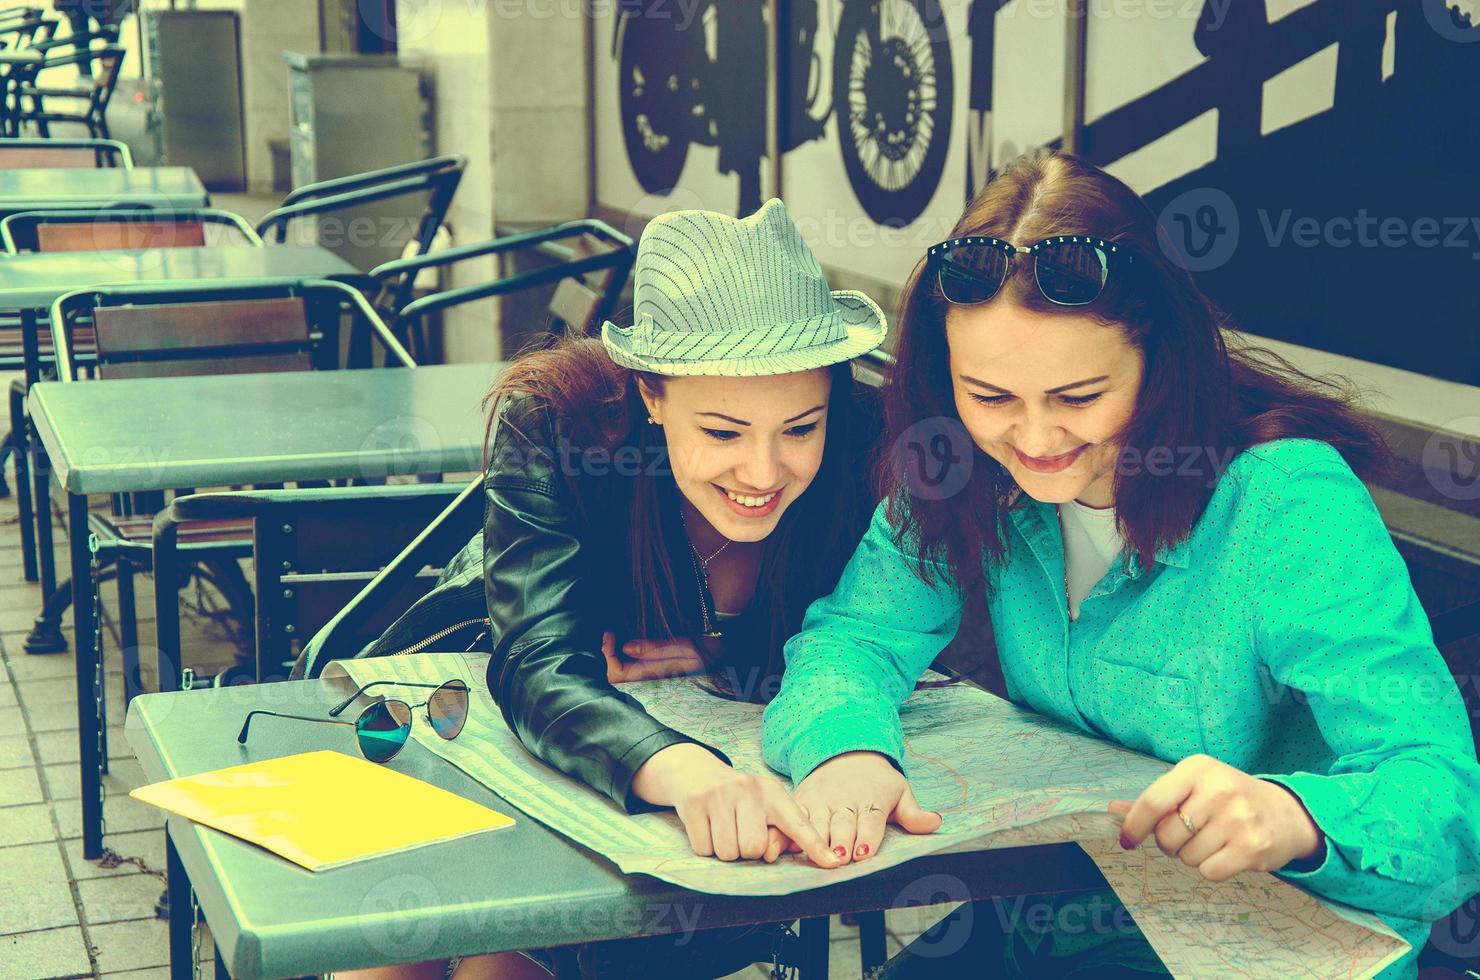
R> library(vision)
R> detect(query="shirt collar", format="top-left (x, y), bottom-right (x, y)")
top-left (1009, 494), bottom-right (1192, 576)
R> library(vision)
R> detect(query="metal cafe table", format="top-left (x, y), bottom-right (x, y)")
top-left (0, 165), bottom-right (208, 216)
top-left (127, 679), bottom-right (1105, 979)
top-left (30, 361), bottom-right (501, 860)
top-left (0, 243), bottom-right (365, 607)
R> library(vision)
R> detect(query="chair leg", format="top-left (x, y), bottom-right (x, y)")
top-left (857, 911), bottom-right (887, 976)
top-left (11, 383), bottom-right (36, 582)
top-left (0, 423), bottom-right (14, 499)
top-left (117, 560), bottom-right (140, 710)
top-left (797, 916), bottom-right (830, 980)
top-left (32, 434), bottom-right (57, 598)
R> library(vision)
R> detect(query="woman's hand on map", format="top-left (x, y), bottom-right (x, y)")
top-left (631, 743), bottom-right (842, 867)
top-left (1110, 754), bottom-right (1325, 881)
top-left (779, 751), bottom-right (943, 866)
top-left (602, 632), bottom-right (705, 683)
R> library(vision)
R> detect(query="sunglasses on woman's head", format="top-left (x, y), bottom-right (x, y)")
top-left (237, 679), bottom-right (470, 764)
top-left (927, 235), bottom-right (1133, 307)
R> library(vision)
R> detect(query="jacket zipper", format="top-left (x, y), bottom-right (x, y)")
top-left (390, 617), bottom-right (491, 657)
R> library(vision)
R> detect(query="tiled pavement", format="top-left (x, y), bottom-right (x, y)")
top-left (0, 473), bottom-right (951, 978)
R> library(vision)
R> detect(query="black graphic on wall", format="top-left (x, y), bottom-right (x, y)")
top-left (614, 0), bottom-right (954, 225)
top-left (1080, 0), bottom-right (1480, 387)
top-left (965, 0), bottom-right (1013, 199)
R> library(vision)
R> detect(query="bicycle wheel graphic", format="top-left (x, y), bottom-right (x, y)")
top-left (834, 0), bottom-right (954, 226)
top-left (618, 16), bottom-right (694, 193)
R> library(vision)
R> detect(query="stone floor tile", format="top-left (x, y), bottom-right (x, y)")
top-left (0, 604), bottom-right (71, 636)
top-left (0, 761), bottom-right (43, 805)
top-left (43, 758), bottom-right (147, 802)
top-left (0, 801), bottom-right (57, 846)
top-left (829, 934), bottom-right (861, 977)
top-left (21, 700), bottom-right (89, 734)
top-left (78, 873), bottom-right (169, 927)
top-left (33, 725), bottom-right (132, 766)
top-left (54, 793), bottom-right (164, 841)
top-left (16, 676), bottom-right (91, 708)
top-left (0, 705), bottom-right (30, 737)
top-left (0, 841), bottom-right (78, 935)
top-left (89, 917), bottom-right (169, 974)
top-left (1, 649), bottom-right (76, 683)
top-left (0, 733), bottom-right (36, 769)
top-left (63, 829), bottom-right (168, 881)
top-left (0, 924), bottom-right (91, 978)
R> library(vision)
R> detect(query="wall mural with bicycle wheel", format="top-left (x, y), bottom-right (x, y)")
top-left (595, 0), bottom-right (774, 224)
top-left (594, 0), bottom-right (1480, 385)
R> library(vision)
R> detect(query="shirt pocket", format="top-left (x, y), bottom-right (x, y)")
top-left (1090, 657), bottom-right (1208, 763)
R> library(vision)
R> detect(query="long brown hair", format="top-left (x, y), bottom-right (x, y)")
top-left (886, 151), bottom-right (1392, 595)
top-left (482, 335), bottom-right (875, 703)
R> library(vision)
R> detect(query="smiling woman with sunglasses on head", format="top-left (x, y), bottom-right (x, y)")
top-left (310, 198), bottom-right (891, 980)
top-left (761, 152), bottom-right (1480, 978)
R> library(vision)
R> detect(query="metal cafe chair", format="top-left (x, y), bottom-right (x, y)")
top-left (10, 42), bottom-right (124, 139)
top-left (0, 207), bottom-right (261, 253)
top-left (368, 219), bottom-right (635, 360)
top-left (0, 206), bottom-right (262, 586)
top-left (152, 481), bottom-right (470, 697)
top-left (0, 134), bottom-right (130, 167)
top-left (18, 279), bottom-right (413, 659)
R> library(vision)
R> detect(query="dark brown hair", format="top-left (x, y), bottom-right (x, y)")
top-left (885, 151), bottom-right (1392, 595)
top-left (482, 335), bottom-right (874, 703)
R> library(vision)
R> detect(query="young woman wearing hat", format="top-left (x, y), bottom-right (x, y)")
top-left (327, 198), bottom-right (894, 979)
top-left (760, 153), bottom-right (1480, 978)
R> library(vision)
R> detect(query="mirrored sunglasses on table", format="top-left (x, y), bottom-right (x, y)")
top-left (237, 679), bottom-right (470, 764)
top-left (927, 235), bottom-right (1134, 307)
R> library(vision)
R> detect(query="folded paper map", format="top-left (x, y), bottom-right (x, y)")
top-left (325, 653), bottom-right (1408, 978)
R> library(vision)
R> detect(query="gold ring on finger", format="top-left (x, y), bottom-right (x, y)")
top-left (838, 806), bottom-right (856, 816)
top-left (863, 804), bottom-right (881, 815)
top-left (1178, 808), bottom-right (1197, 835)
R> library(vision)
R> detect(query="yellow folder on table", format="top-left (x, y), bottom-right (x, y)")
top-left (131, 749), bottom-right (515, 871)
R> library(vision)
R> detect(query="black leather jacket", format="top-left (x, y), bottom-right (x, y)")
top-left (297, 387), bottom-right (880, 814)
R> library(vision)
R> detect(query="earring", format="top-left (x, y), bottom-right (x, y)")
top-left (647, 416), bottom-right (660, 426)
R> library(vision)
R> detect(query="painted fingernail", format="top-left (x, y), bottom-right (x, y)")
top-left (834, 846), bottom-right (846, 858)
top-left (1119, 835), bottom-right (1134, 850)
top-left (856, 844), bottom-right (870, 857)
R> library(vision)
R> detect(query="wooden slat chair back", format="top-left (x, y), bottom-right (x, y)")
top-left (89, 297), bottom-right (315, 381)
top-left (266, 491), bottom-right (468, 669)
top-left (35, 218), bottom-right (207, 253)
top-left (0, 145), bottom-right (102, 167)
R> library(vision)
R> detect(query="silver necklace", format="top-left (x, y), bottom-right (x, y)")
top-left (678, 507), bottom-right (727, 637)
top-left (679, 508), bottom-right (730, 568)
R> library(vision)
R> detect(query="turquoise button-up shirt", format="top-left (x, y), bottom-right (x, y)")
top-left (762, 438), bottom-right (1480, 977)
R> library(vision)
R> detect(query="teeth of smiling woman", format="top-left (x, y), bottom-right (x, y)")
top-left (726, 489), bottom-right (777, 508)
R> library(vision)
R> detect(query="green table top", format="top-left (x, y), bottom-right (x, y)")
top-left (0, 165), bottom-right (207, 213)
top-left (126, 680), bottom-right (1100, 978)
top-left (0, 243), bottom-right (362, 311)
top-left (30, 363), bottom-right (501, 494)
